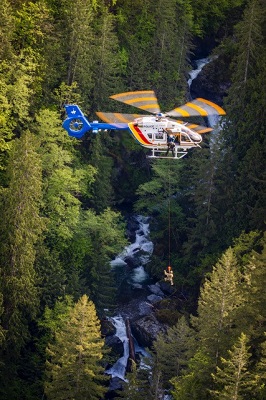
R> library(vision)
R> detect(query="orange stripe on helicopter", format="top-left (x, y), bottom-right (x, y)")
top-left (171, 108), bottom-right (190, 117)
top-left (113, 113), bottom-right (132, 122)
top-left (110, 90), bottom-right (154, 99)
top-left (126, 97), bottom-right (157, 104)
top-left (196, 98), bottom-right (226, 115)
top-left (197, 127), bottom-right (213, 134)
top-left (128, 123), bottom-right (152, 145)
top-left (186, 102), bottom-right (208, 116)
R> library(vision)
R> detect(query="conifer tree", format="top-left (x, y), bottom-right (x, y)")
top-left (45, 294), bottom-right (107, 400)
top-left (0, 293), bottom-right (5, 346)
top-left (0, 131), bottom-right (44, 353)
top-left (215, 0), bottom-right (266, 235)
top-left (153, 316), bottom-right (195, 388)
top-left (82, 208), bottom-right (127, 312)
top-left (0, 131), bottom-right (44, 399)
top-left (255, 336), bottom-right (266, 399)
top-left (171, 349), bottom-right (213, 400)
top-left (240, 233), bottom-right (266, 340)
top-left (211, 333), bottom-right (255, 399)
top-left (119, 360), bottom-right (152, 400)
top-left (192, 247), bottom-right (244, 364)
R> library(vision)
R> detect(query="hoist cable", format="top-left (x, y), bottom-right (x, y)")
top-left (168, 158), bottom-right (171, 267)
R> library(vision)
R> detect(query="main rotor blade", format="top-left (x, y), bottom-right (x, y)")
top-left (176, 120), bottom-right (213, 134)
top-left (109, 90), bottom-right (161, 114)
top-left (96, 112), bottom-right (147, 123)
top-left (167, 98), bottom-right (226, 118)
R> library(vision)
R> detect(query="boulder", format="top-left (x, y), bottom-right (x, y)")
top-left (147, 284), bottom-right (165, 297)
top-left (131, 314), bottom-right (167, 348)
top-left (190, 57), bottom-right (229, 106)
top-left (101, 318), bottom-right (116, 336)
top-left (108, 376), bottom-right (124, 392)
top-left (138, 300), bottom-right (154, 317)
top-left (105, 335), bottom-right (124, 359)
top-left (159, 281), bottom-right (175, 294)
top-left (147, 294), bottom-right (163, 304)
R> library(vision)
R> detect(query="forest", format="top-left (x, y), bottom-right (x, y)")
top-left (0, 0), bottom-right (265, 399)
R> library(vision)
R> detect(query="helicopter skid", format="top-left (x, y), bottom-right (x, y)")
top-left (147, 143), bottom-right (200, 160)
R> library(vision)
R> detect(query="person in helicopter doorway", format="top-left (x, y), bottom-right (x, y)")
top-left (164, 266), bottom-right (174, 285)
top-left (165, 131), bottom-right (175, 157)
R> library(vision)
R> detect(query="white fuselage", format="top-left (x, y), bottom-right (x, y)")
top-left (134, 116), bottom-right (202, 145)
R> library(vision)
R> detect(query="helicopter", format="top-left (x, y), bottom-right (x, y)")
top-left (62, 90), bottom-right (226, 159)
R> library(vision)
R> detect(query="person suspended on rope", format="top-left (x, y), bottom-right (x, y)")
top-left (164, 266), bottom-right (174, 285)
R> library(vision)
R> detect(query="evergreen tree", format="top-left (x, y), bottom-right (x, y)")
top-left (87, 133), bottom-right (115, 213)
top-left (35, 109), bottom-right (96, 245)
top-left (82, 208), bottom-right (127, 312)
top-left (215, 0), bottom-right (266, 235)
top-left (171, 349), bottom-right (213, 400)
top-left (91, 9), bottom-right (124, 111)
top-left (0, 293), bottom-right (6, 346)
top-left (0, 0), bottom-right (15, 61)
top-left (45, 294), bottom-right (107, 400)
top-left (0, 131), bottom-right (44, 400)
top-left (240, 233), bottom-right (266, 340)
top-left (0, 131), bottom-right (44, 353)
top-left (153, 316), bottom-right (195, 388)
top-left (255, 336), bottom-right (266, 399)
top-left (119, 360), bottom-right (152, 400)
top-left (192, 248), bottom-right (244, 364)
top-left (150, 0), bottom-right (193, 106)
top-left (211, 333), bottom-right (255, 399)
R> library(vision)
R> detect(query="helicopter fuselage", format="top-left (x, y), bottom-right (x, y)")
top-left (128, 116), bottom-right (202, 149)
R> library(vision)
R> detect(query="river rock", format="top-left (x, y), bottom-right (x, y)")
top-left (131, 314), bottom-right (167, 348)
top-left (159, 281), bottom-right (175, 294)
top-left (124, 255), bottom-right (140, 268)
top-left (108, 376), bottom-right (124, 392)
top-left (190, 57), bottom-right (229, 105)
top-left (147, 284), bottom-right (165, 297)
top-left (101, 318), bottom-right (116, 336)
top-left (105, 335), bottom-right (124, 358)
top-left (147, 294), bottom-right (163, 304)
top-left (126, 217), bottom-right (139, 242)
top-left (138, 300), bottom-right (154, 317)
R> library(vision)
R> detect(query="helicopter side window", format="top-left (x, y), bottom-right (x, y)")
top-left (180, 132), bottom-right (191, 142)
top-left (155, 133), bottom-right (164, 140)
top-left (155, 129), bottom-right (165, 140)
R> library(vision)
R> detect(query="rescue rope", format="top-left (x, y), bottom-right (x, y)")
top-left (168, 158), bottom-right (171, 267)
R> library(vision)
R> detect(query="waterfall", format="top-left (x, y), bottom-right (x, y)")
top-left (187, 57), bottom-right (211, 88)
top-left (105, 316), bottom-right (129, 381)
top-left (107, 216), bottom-right (153, 382)
top-left (111, 215), bottom-right (153, 286)
top-left (188, 57), bottom-right (222, 132)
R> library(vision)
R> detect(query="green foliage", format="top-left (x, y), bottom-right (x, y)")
top-left (211, 333), bottom-right (256, 399)
top-left (0, 1), bottom-right (265, 398)
top-left (35, 109), bottom-right (96, 243)
top-left (119, 360), bottom-right (152, 400)
top-left (81, 208), bottom-right (127, 311)
top-left (192, 248), bottom-right (244, 363)
top-left (191, 0), bottom-right (245, 36)
top-left (0, 131), bottom-right (44, 353)
top-left (171, 349), bottom-right (213, 400)
top-left (45, 294), bottom-right (108, 400)
top-left (155, 309), bottom-right (181, 326)
top-left (153, 316), bottom-right (195, 388)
